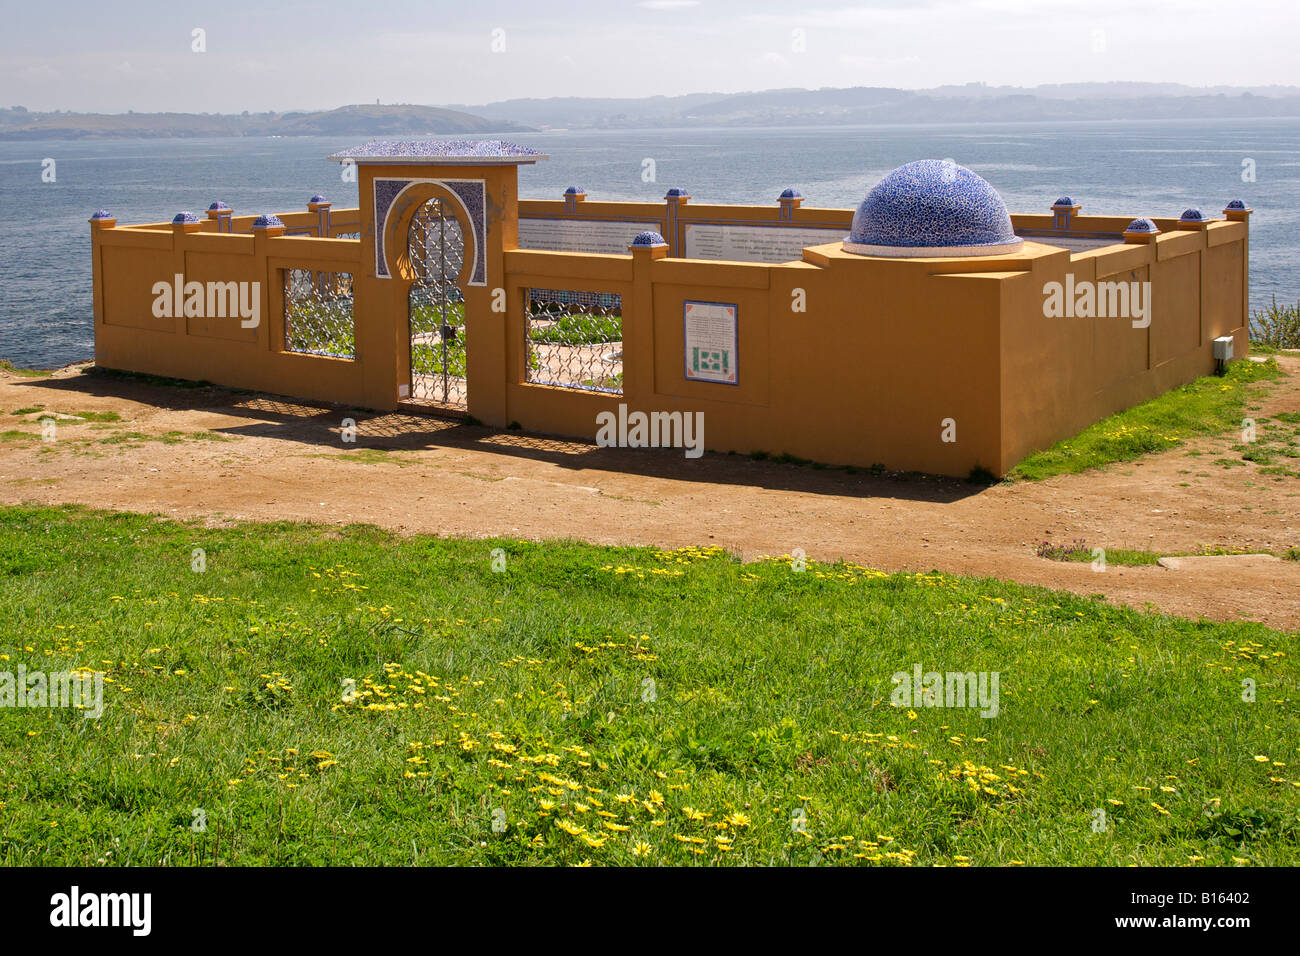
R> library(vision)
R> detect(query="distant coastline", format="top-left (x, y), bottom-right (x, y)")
top-left (8, 82), bottom-right (1300, 139)
top-left (0, 103), bottom-right (532, 141)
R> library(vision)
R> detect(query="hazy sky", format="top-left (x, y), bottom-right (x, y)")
top-left (4, 0), bottom-right (1298, 113)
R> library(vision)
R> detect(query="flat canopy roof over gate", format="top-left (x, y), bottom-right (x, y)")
top-left (328, 139), bottom-right (549, 166)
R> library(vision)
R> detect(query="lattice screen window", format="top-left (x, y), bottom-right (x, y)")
top-left (283, 269), bottom-right (356, 359)
top-left (525, 289), bottom-right (623, 394)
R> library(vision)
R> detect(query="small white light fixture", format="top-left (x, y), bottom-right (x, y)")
top-left (1213, 335), bottom-right (1234, 375)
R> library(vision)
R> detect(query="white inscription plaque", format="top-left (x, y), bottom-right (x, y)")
top-left (682, 223), bottom-right (845, 263)
top-left (518, 218), bottom-right (663, 255)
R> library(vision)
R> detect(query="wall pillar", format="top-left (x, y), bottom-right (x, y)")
top-left (1224, 200), bottom-right (1252, 353)
top-left (169, 212), bottom-right (202, 336)
top-left (563, 186), bottom-right (587, 211)
top-left (206, 201), bottom-right (234, 232)
top-left (778, 188), bottom-right (803, 221)
top-left (1051, 196), bottom-right (1081, 231)
top-left (664, 187), bottom-right (690, 256)
top-left (250, 215), bottom-right (285, 354)
top-left (88, 211), bottom-right (116, 344)
top-left (625, 231), bottom-right (668, 403)
top-left (308, 194), bottom-right (332, 236)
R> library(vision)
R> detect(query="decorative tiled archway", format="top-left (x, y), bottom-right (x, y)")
top-left (373, 177), bottom-right (487, 285)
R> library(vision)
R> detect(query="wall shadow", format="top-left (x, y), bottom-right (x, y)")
top-left (14, 369), bottom-right (990, 505)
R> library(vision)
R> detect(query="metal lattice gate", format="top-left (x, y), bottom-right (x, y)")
top-left (407, 198), bottom-right (467, 409)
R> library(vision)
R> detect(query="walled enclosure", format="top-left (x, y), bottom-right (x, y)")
top-left (90, 145), bottom-right (1250, 477)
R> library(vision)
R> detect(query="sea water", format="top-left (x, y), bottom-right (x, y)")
top-left (1, 118), bottom-right (1296, 368)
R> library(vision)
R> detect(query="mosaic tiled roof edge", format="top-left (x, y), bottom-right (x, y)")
top-left (327, 140), bottom-right (548, 164)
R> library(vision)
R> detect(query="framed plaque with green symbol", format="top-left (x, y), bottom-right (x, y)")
top-left (683, 300), bottom-right (738, 385)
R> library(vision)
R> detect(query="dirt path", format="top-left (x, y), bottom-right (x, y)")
top-left (2, 359), bottom-right (1298, 630)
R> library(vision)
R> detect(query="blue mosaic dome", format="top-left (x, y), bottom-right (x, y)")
top-left (308, 194), bottom-right (328, 204)
top-left (564, 186), bottom-right (585, 195)
top-left (664, 187), bottom-right (689, 198)
top-left (1180, 207), bottom-right (1208, 222)
top-left (90, 209), bottom-right (113, 220)
top-left (1125, 217), bottom-right (1159, 234)
top-left (172, 211), bottom-right (199, 224)
top-left (779, 187), bottom-right (802, 200)
top-left (1052, 196), bottom-right (1077, 208)
top-left (252, 214), bottom-right (284, 228)
top-left (843, 160), bottom-right (1022, 257)
top-left (207, 201), bottom-right (231, 211)
top-left (1225, 199), bottom-right (1251, 211)
top-left (631, 231), bottom-right (666, 247)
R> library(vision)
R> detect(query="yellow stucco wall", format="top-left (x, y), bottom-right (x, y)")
top-left (90, 164), bottom-right (1250, 478)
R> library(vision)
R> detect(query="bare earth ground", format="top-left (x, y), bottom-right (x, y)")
top-left (2, 357), bottom-right (1298, 630)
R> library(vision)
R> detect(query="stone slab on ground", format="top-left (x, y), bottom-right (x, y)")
top-left (1157, 553), bottom-right (1283, 570)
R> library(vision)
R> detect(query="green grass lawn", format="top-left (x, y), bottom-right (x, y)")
top-left (1035, 540), bottom-right (1163, 566)
top-left (410, 341), bottom-right (467, 381)
top-left (0, 505), bottom-right (1295, 866)
top-left (409, 301), bottom-right (468, 383)
top-left (527, 310), bottom-right (622, 346)
top-left (284, 298), bottom-right (356, 360)
top-left (0, 360), bottom-right (52, 378)
top-left (1010, 358), bottom-right (1283, 481)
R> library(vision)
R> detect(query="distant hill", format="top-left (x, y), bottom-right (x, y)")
top-left (273, 104), bottom-right (530, 136)
top-left (442, 92), bottom-right (731, 129)
top-left (0, 104), bottom-right (530, 140)
top-left (7, 83), bottom-right (1300, 139)
top-left (449, 82), bottom-right (1300, 129)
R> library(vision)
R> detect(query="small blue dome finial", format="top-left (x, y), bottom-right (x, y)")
top-left (1123, 217), bottom-right (1160, 244)
top-left (1223, 199), bottom-right (1252, 220)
